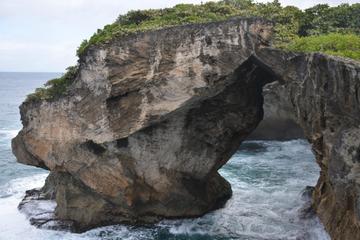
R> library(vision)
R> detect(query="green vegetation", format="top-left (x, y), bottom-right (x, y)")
top-left (286, 33), bottom-right (360, 61)
top-left (75, 1), bottom-right (299, 55)
top-left (298, 3), bottom-right (360, 36)
top-left (76, 1), bottom-right (360, 56)
top-left (28, 1), bottom-right (360, 102)
top-left (76, 2), bottom-right (246, 56)
top-left (26, 66), bottom-right (78, 102)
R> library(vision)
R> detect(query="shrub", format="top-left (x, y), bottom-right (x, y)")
top-left (29, 1), bottom-right (360, 102)
top-left (285, 33), bottom-right (360, 60)
top-left (76, 1), bottom-right (359, 56)
top-left (26, 66), bottom-right (78, 102)
top-left (75, 2), bottom-right (247, 56)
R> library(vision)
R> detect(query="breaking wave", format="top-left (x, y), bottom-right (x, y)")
top-left (0, 140), bottom-right (330, 240)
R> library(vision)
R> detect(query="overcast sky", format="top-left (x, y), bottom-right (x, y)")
top-left (0, 0), bottom-right (358, 72)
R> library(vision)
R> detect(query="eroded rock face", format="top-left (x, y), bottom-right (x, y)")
top-left (248, 81), bottom-right (305, 140)
top-left (13, 18), bottom-right (275, 231)
top-left (256, 48), bottom-right (360, 239)
top-left (12, 17), bottom-right (360, 239)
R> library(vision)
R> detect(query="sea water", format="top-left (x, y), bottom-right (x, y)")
top-left (0, 73), bottom-right (330, 240)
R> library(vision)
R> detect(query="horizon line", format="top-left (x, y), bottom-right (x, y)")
top-left (0, 71), bottom-right (64, 73)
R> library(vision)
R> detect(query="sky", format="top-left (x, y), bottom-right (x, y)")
top-left (0, 0), bottom-right (358, 72)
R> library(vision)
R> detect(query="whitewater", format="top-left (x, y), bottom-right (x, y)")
top-left (0, 72), bottom-right (329, 240)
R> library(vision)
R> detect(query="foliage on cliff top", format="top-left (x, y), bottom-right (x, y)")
top-left (76, 1), bottom-right (360, 56)
top-left (286, 33), bottom-right (360, 61)
top-left (26, 66), bottom-right (78, 102)
top-left (28, 1), bottom-right (360, 102)
top-left (76, 1), bottom-right (249, 56)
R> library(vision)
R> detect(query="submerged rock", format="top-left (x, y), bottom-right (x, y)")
top-left (301, 186), bottom-right (315, 200)
top-left (18, 173), bottom-right (76, 232)
top-left (298, 186), bottom-right (316, 219)
top-left (12, 17), bottom-right (360, 239)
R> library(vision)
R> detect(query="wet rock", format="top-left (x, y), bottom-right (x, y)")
top-left (18, 188), bottom-right (75, 232)
top-left (301, 186), bottom-right (315, 200)
top-left (298, 186), bottom-right (316, 219)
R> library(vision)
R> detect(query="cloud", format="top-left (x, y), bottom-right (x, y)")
top-left (0, 40), bottom-right (78, 72)
top-left (0, 0), bottom-right (358, 72)
top-left (0, 0), bottom-right (206, 72)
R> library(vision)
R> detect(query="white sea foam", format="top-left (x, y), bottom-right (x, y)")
top-left (0, 174), bottom-right (51, 240)
top-left (0, 140), bottom-right (331, 240)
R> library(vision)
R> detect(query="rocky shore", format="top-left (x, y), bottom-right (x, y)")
top-left (12, 18), bottom-right (360, 239)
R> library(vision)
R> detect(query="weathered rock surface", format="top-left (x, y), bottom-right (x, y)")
top-left (12, 17), bottom-right (360, 239)
top-left (248, 81), bottom-right (305, 140)
top-left (13, 18), bottom-right (275, 231)
top-left (256, 48), bottom-right (360, 239)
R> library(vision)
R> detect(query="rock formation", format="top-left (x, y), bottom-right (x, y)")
top-left (256, 48), bottom-right (360, 239)
top-left (248, 81), bottom-right (305, 140)
top-left (12, 17), bottom-right (360, 239)
top-left (13, 18), bottom-right (275, 231)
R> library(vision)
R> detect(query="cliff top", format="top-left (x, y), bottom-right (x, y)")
top-left (76, 2), bottom-right (270, 57)
top-left (26, 1), bottom-right (360, 102)
top-left (76, 1), bottom-right (360, 57)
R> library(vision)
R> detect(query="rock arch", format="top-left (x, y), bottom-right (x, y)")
top-left (248, 80), bottom-right (305, 140)
top-left (12, 18), bottom-right (360, 239)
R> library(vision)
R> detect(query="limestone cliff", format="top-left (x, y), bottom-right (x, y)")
top-left (12, 17), bottom-right (360, 239)
top-left (248, 81), bottom-right (304, 140)
top-left (13, 18), bottom-right (274, 231)
top-left (256, 48), bottom-right (360, 239)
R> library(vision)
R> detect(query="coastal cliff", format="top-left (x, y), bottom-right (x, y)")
top-left (256, 48), bottom-right (360, 239)
top-left (248, 81), bottom-right (304, 140)
top-left (12, 17), bottom-right (360, 239)
top-left (13, 18), bottom-right (274, 231)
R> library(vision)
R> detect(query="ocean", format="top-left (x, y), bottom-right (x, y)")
top-left (0, 72), bottom-right (329, 240)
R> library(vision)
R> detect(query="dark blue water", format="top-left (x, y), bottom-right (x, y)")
top-left (0, 73), bottom-right (329, 240)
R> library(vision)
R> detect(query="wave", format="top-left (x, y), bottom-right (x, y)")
top-left (0, 129), bottom-right (19, 140)
top-left (0, 174), bottom-right (146, 240)
top-left (0, 174), bottom-right (47, 199)
top-left (0, 140), bottom-right (331, 240)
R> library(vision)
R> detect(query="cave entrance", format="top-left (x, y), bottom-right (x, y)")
top-left (210, 60), bottom-right (326, 238)
top-left (248, 81), bottom-right (305, 141)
